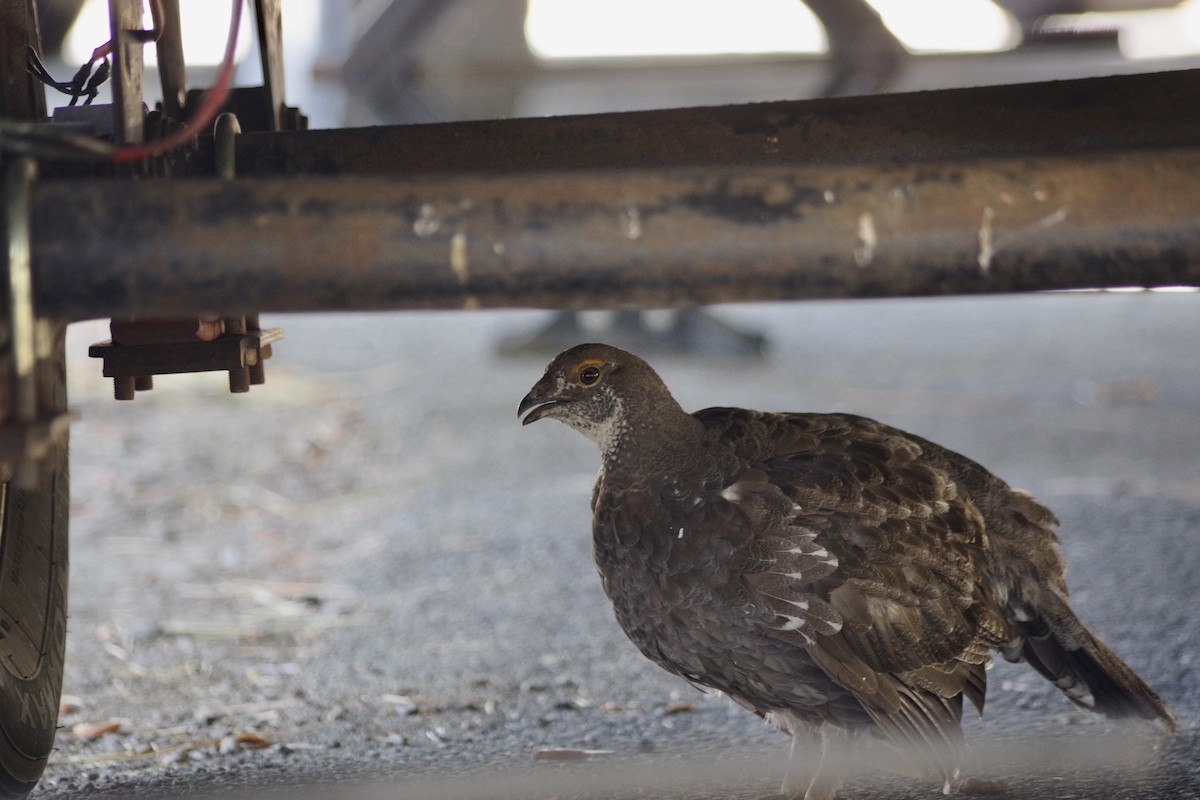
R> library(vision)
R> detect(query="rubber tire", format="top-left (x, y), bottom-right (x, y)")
top-left (0, 323), bottom-right (68, 796)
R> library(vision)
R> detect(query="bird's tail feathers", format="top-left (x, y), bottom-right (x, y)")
top-left (1003, 592), bottom-right (1177, 732)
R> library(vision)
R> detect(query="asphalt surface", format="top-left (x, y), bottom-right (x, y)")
top-left (31, 291), bottom-right (1199, 799)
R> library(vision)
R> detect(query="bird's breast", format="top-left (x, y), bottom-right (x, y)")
top-left (592, 478), bottom-right (760, 607)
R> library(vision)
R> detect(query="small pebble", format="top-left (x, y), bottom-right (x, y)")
top-left (72, 722), bottom-right (121, 739)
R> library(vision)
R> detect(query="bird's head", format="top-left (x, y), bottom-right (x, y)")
top-left (519, 343), bottom-right (669, 449)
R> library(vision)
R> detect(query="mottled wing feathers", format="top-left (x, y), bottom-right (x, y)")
top-left (694, 407), bottom-right (1009, 752)
top-left (744, 529), bottom-right (841, 647)
top-left (898, 430), bottom-right (1174, 729)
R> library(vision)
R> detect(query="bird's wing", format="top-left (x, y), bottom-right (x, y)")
top-left (697, 408), bottom-right (1010, 754)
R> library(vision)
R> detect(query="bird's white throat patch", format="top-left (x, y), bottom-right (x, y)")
top-left (572, 393), bottom-right (631, 458)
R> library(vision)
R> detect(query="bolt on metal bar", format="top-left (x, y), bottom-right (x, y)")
top-left (29, 144), bottom-right (1200, 320)
top-left (214, 112), bottom-right (241, 180)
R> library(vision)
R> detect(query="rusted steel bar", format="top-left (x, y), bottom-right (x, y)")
top-left (154, 0), bottom-right (187, 121)
top-left (30, 145), bottom-right (1200, 319)
top-left (253, 0), bottom-right (286, 131)
top-left (108, 0), bottom-right (145, 144)
top-left (0, 0), bottom-right (47, 121)
top-left (182, 69), bottom-right (1200, 178)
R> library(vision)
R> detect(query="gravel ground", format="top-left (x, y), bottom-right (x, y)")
top-left (33, 291), bottom-right (1200, 798)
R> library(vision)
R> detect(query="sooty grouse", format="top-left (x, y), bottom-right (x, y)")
top-left (519, 343), bottom-right (1175, 800)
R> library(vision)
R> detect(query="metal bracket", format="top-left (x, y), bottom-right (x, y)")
top-left (92, 113), bottom-right (283, 400)
top-left (1, 158), bottom-right (77, 485)
top-left (88, 322), bottom-right (282, 400)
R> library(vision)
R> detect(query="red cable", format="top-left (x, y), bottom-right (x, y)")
top-left (112, 0), bottom-right (244, 164)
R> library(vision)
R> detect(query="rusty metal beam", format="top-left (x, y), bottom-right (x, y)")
top-left (29, 144), bottom-right (1200, 320)
top-left (178, 69), bottom-right (1200, 178)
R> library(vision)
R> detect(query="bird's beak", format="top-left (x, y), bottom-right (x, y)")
top-left (518, 391), bottom-right (559, 425)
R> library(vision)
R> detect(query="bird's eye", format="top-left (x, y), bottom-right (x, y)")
top-left (579, 366), bottom-right (601, 386)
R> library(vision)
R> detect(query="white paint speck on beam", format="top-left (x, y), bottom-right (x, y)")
top-left (978, 205), bottom-right (995, 275)
top-left (854, 212), bottom-right (877, 268)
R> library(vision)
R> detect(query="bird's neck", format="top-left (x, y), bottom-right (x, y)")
top-left (599, 402), bottom-right (707, 477)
